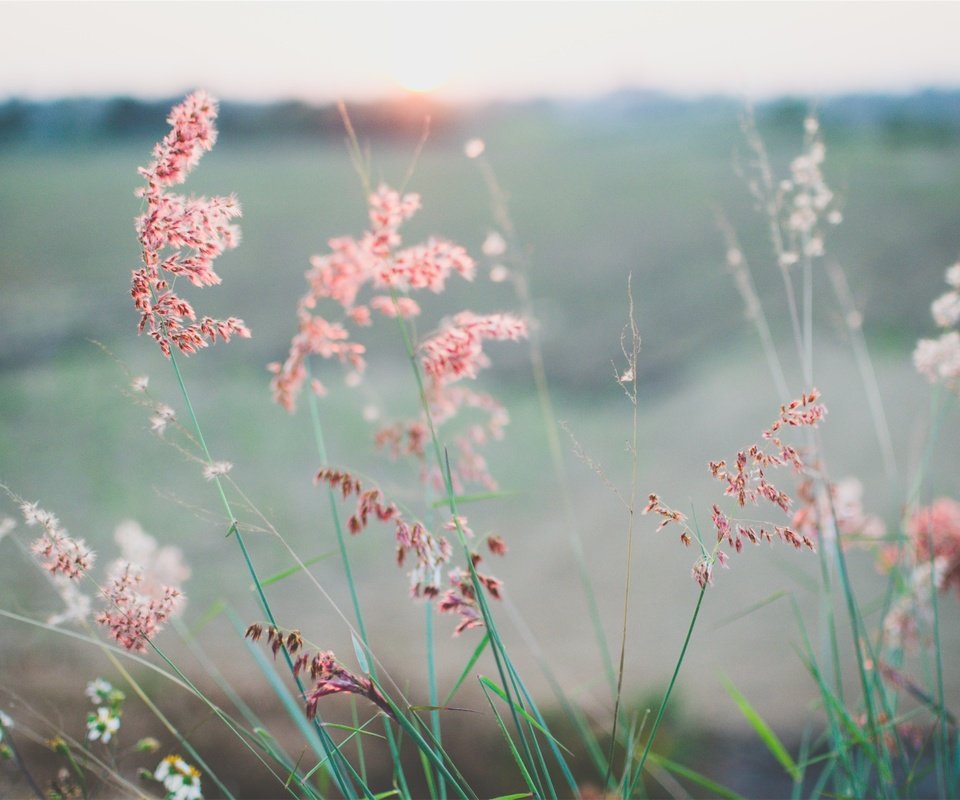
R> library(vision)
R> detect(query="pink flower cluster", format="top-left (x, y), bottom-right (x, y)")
top-left (132, 91), bottom-right (250, 357)
top-left (270, 184), bottom-right (476, 411)
top-left (315, 468), bottom-right (504, 634)
top-left (22, 501), bottom-right (95, 580)
top-left (645, 391), bottom-right (825, 588)
top-left (914, 263), bottom-right (960, 391)
top-left (96, 564), bottom-right (183, 652)
top-left (908, 497), bottom-right (960, 599)
top-left (791, 477), bottom-right (886, 545)
top-left (421, 312), bottom-right (526, 384)
top-left (245, 625), bottom-right (392, 719)
top-left (271, 184), bottom-right (525, 492)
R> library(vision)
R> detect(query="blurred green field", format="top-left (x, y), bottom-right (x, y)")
top-left (1, 102), bottom-right (959, 795)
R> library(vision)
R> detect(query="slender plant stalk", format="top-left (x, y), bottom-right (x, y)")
top-left (166, 351), bottom-right (363, 800)
top-left (606, 278), bottom-right (642, 789)
top-left (96, 636), bottom-right (238, 799)
top-left (474, 154), bottom-right (618, 700)
top-left (305, 362), bottom-right (412, 799)
top-left (625, 584), bottom-right (707, 798)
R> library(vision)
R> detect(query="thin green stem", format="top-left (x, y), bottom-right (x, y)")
top-left (166, 351), bottom-right (362, 799)
top-left (305, 361), bottom-right (412, 800)
top-left (476, 155), bottom-right (617, 699)
top-left (625, 585), bottom-right (707, 798)
top-left (426, 602), bottom-right (445, 800)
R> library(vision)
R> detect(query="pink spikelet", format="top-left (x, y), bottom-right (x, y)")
top-left (421, 312), bottom-right (527, 385)
top-left (648, 391), bottom-right (823, 589)
top-left (132, 91), bottom-right (250, 358)
top-left (22, 501), bottom-right (95, 580)
top-left (303, 651), bottom-right (394, 719)
top-left (96, 564), bottom-right (183, 652)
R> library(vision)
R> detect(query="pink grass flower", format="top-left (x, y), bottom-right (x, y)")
top-left (420, 312), bottom-right (526, 385)
top-left (651, 391), bottom-right (823, 588)
top-left (132, 91), bottom-right (250, 358)
top-left (96, 564), bottom-right (183, 652)
top-left (303, 651), bottom-right (394, 719)
top-left (22, 501), bottom-right (95, 580)
top-left (908, 497), bottom-right (960, 598)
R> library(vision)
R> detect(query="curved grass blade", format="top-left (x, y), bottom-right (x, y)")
top-left (258, 549), bottom-right (339, 588)
top-left (430, 491), bottom-right (519, 509)
top-left (478, 677), bottom-right (573, 757)
top-left (480, 680), bottom-right (540, 798)
top-left (646, 752), bottom-right (748, 800)
top-left (444, 633), bottom-right (490, 706)
top-left (721, 676), bottom-right (800, 781)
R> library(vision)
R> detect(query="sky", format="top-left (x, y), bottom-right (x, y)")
top-left (3, 2), bottom-right (960, 104)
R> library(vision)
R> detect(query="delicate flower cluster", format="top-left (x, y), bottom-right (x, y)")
top-left (271, 184), bottom-right (524, 492)
top-left (438, 561), bottom-right (504, 636)
top-left (907, 497), bottom-right (960, 599)
top-left (645, 391), bottom-right (824, 587)
top-left (110, 520), bottom-right (191, 607)
top-left (155, 755), bottom-right (203, 800)
top-left (421, 312), bottom-right (526, 385)
top-left (17, 501), bottom-right (187, 651)
top-left (315, 468), bottom-right (453, 597)
top-left (914, 262), bottom-right (960, 391)
top-left (270, 184), bottom-right (475, 410)
top-left (791, 476), bottom-right (886, 545)
top-left (85, 679), bottom-right (124, 745)
top-left (132, 91), bottom-right (250, 358)
top-left (778, 116), bottom-right (841, 265)
top-left (96, 564), bottom-right (183, 652)
top-left (245, 625), bottom-right (393, 720)
top-left (22, 501), bottom-right (95, 580)
top-left (315, 469), bottom-right (504, 633)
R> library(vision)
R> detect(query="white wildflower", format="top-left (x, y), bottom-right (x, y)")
top-left (87, 707), bottom-right (120, 743)
top-left (85, 679), bottom-right (113, 705)
top-left (155, 755), bottom-right (203, 800)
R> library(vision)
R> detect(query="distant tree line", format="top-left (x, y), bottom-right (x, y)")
top-left (0, 89), bottom-right (958, 147)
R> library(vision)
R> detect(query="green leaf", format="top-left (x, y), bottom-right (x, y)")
top-left (646, 752), bottom-right (748, 800)
top-left (722, 676), bottom-right (800, 780)
top-left (478, 676), bottom-right (573, 756)
top-left (188, 599), bottom-right (226, 636)
top-left (490, 795), bottom-right (533, 800)
top-left (256, 550), bottom-right (339, 589)
top-left (479, 682), bottom-right (539, 796)
top-left (443, 633), bottom-right (490, 706)
top-left (351, 632), bottom-right (370, 675)
top-left (430, 491), bottom-right (518, 509)
top-left (408, 705), bottom-right (479, 715)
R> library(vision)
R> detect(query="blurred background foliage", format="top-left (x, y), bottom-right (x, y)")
top-left (1, 90), bottom-right (959, 795)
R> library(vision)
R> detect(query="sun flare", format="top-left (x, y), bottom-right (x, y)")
top-left (389, 59), bottom-right (452, 94)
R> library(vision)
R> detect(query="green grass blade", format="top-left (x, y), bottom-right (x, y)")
top-left (188, 598), bottom-right (227, 636)
top-left (443, 633), bottom-right (490, 706)
top-left (721, 676), bottom-right (800, 780)
top-left (430, 491), bottom-right (519, 509)
top-left (480, 681), bottom-right (540, 797)
top-left (258, 550), bottom-right (339, 587)
top-left (646, 752), bottom-right (749, 800)
top-left (478, 677), bottom-right (572, 756)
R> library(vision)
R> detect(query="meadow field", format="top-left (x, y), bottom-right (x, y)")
top-left (1, 95), bottom-right (958, 796)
